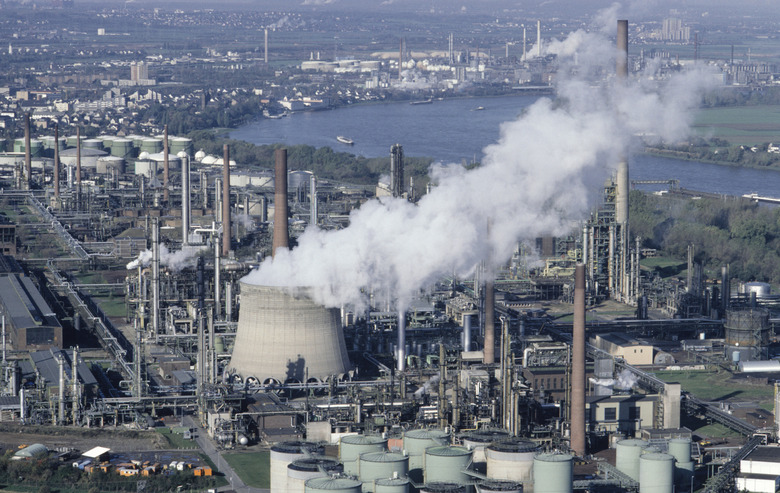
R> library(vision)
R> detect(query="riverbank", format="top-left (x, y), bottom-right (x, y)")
top-left (643, 146), bottom-right (780, 173)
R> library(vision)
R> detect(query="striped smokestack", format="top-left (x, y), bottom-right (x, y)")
top-left (272, 148), bottom-right (289, 256)
top-left (571, 264), bottom-right (586, 456)
top-left (163, 125), bottom-right (170, 202)
top-left (53, 124), bottom-right (60, 200)
top-left (24, 113), bottom-right (31, 189)
top-left (222, 144), bottom-right (231, 256)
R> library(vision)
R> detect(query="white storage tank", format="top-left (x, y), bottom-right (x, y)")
top-left (476, 480), bottom-right (522, 493)
top-left (269, 441), bottom-right (325, 493)
top-left (305, 477), bottom-right (363, 493)
top-left (485, 439), bottom-right (538, 482)
top-left (403, 429), bottom-right (449, 471)
top-left (461, 430), bottom-right (511, 464)
top-left (374, 477), bottom-right (410, 493)
top-left (339, 435), bottom-right (388, 476)
top-left (533, 453), bottom-right (572, 493)
top-left (96, 156), bottom-right (125, 175)
top-left (639, 452), bottom-right (674, 493)
top-left (287, 457), bottom-right (342, 493)
top-left (424, 446), bottom-right (473, 485)
top-left (358, 452), bottom-right (409, 493)
top-left (615, 439), bottom-right (649, 481)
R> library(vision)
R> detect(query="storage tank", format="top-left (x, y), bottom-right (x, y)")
top-left (424, 446), bottom-right (473, 485)
top-left (724, 308), bottom-right (770, 361)
top-left (83, 138), bottom-right (103, 150)
top-left (229, 284), bottom-right (351, 383)
top-left (461, 430), bottom-right (511, 464)
top-left (100, 135), bottom-right (116, 150)
top-left (96, 156), bottom-right (125, 175)
top-left (639, 452), bottom-right (674, 493)
top-left (288, 457), bottom-right (342, 493)
top-left (667, 438), bottom-right (693, 487)
top-left (615, 439), bottom-right (649, 481)
top-left (270, 441), bottom-right (325, 493)
top-left (358, 452), bottom-right (409, 493)
top-left (419, 484), bottom-right (467, 493)
top-left (112, 138), bottom-right (134, 158)
top-left (741, 282), bottom-right (771, 298)
top-left (374, 477), bottom-right (410, 493)
top-left (476, 480), bottom-right (522, 493)
top-left (403, 429), bottom-right (449, 471)
top-left (169, 137), bottom-right (194, 156)
top-left (306, 477), bottom-right (363, 493)
top-left (14, 138), bottom-right (43, 157)
top-left (485, 439), bottom-right (538, 482)
top-left (66, 135), bottom-right (83, 147)
top-left (339, 435), bottom-right (388, 476)
top-left (141, 138), bottom-right (163, 154)
top-left (533, 454), bottom-right (572, 493)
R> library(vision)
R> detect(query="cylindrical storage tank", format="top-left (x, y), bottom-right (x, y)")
top-left (229, 283), bottom-right (352, 384)
top-left (66, 135), bottom-right (82, 147)
top-left (129, 135), bottom-right (145, 148)
top-left (96, 156), bottom-right (125, 175)
top-left (667, 438), bottom-right (691, 464)
top-left (639, 453), bottom-right (674, 493)
top-left (374, 477), bottom-right (410, 493)
top-left (725, 308), bottom-right (770, 348)
top-left (674, 461), bottom-right (694, 488)
top-left (358, 452), bottom-right (409, 493)
top-left (141, 138), bottom-right (163, 154)
top-left (419, 484), bottom-right (467, 493)
top-left (424, 446), bottom-right (473, 485)
top-left (485, 439), bottom-right (538, 482)
top-left (615, 439), bottom-right (649, 481)
top-left (288, 457), bottom-right (342, 493)
top-left (13, 138), bottom-right (23, 153)
top-left (134, 160), bottom-right (153, 177)
top-left (533, 454), bottom-right (572, 493)
top-left (462, 430), bottom-right (511, 464)
top-left (270, 441), bottom-right (325, 493)
top-left (289, 170), bottom-right (314, 191)
top-left (40, 136), bottom-right (55, 151)
top-left (305, 477), bottom-right (363, 493)
top-left (403, 429), bottom-right (449, 471)
top-left (83, 138), bottom-right (103, 150)
top-left (476, 480), bottom-right (523, 493)
top-left (29, 139), bottom-right (43, 157)
top-left (214, 336), bottom-right (225, 354)
top-left (169, 137), bottom-right (194, 156)
top-left (742, 282), bottom-right (771, 298)
top-left (112, 138), bottom-right (134, 158)
top-left (100, 135), bottom-right (116, 149)
top-left (339, 435), bottom-right (388, 476)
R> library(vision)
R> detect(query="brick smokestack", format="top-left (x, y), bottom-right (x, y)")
top-left (272, 148), bottom-right (289, 256)
top-left (571, 264), bottom-right (586, 456)
top-left (222, 144), bottom-right (231, 256)
top-left (483, 278), bottom-right (495, 364)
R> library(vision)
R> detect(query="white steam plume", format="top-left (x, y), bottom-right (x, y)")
top-left (126, 244), bottom-right (207, 272)
top-left (589, 369), bottom-right (640, 391)
top-left (243, 7), bottom-right (717, 311)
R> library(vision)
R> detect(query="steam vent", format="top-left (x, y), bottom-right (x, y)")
top-left (229, 283), bottom-right (351, 383)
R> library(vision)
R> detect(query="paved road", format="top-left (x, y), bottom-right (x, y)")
top-left (183, 414), bottom-right (269, 493)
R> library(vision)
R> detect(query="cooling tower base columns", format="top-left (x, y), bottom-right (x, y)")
top-left (229, 283), bottom-right (351, 383)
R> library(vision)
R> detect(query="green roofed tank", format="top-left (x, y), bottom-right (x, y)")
top-left (616, 439), bottom-right (649, 482)
top-left (305, 477), bottom-right (363, 493)
top-left (424, 446), bottom-right (473, 485)
top-left (358, 452), bottom-right (409, 493)
top-left (374, 477), bottom-right (410, 493)
top-left (339, 434), bottom-right (387, 476)
top-left (403, 429), bottom-right (449, 472)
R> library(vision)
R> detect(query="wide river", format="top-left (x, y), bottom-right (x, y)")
top-left (231, 94), bottom-right (780, 197)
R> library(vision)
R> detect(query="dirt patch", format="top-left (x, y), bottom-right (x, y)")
top-left (0, 423), bottom-right (168, 453)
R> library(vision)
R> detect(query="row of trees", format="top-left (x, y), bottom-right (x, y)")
top-left (630, 190), bottom-right (780, 283)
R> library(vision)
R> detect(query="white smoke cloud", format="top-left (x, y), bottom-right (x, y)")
top-left (242, 7), bottom-right (717, 312)
top-left (126, 244), bottom-right (208, 272)
top-left (590, 369), bottom-right (640, 391)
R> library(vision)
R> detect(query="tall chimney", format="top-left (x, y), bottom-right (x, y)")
top-left (53, 124), bottom-right (60, 200)
top-left (24, 113), bottom-right (31, 190)
top-left (397, 309), bottom-right (406, 372)
top-left (390, 144), bottom-right (404, 198)
top-left (163, 125), bottom-right (170, 202)
top-left (272, 148), bottom-right (289, 256)
top-left (264, 28), bottom-right (269, 63)
top-left (310, 174), bottom-right (318, 227)
top-left (571, 264), bottom-right (586, 456)
top-left (181, 154), bottom-right (190, 245)
top-left (483, 278), bottom-right (495, 364)
top-left (152, 217), bottom-right (160, 342)
top-left (617, 19), bottom-right (629, 79)
top-left (222, 144), bottom-right (231, 256)
top-left (616, 20), bottom-right (630, 302)
top-left (76, 126), bottom-right (82, 190)
top-left (537, 20), bottom-right (542, 57)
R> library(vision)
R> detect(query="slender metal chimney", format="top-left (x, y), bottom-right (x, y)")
top-left (264, 28), bottom-right (269, 63)
top-left (463, 313), bottom-right (472, 352)
top-left (310, 174), bottom-right (318, 227)
top-left (390, 144), bottom-right (404, 198)
top-left (24, 113), bottom-right (31, 190)
top-left (272, 148), bottom-right (289, 256)
top-left (53, 124), bottom-right (60, 201)
top-left (397, 309), bottom-right (406, 372)
top-left (222, 144), bottom-right (231, 256)
top-left (72, 346), bottom-right (79, 424)
top-left (483, 278), bottom-right (495, 364)
top-left (163, 125), bottom-right (170, 202)
top-left (181, 154), bottom-right (190, 245)
top-left (616, 20), bottom-right (630, 302)
top-left (58, 355), bottom-right (65, 425)
top-left (152, 217), bottom-right (160, 342)
top-left (537, 20), bottom-right (542, 57)
top-left (571, 264), bottom-right (586, 456)
top-left (76, 126), bottom-right (82, 199)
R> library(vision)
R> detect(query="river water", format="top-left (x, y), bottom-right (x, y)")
top-left (231, 94), bottom-right (780, 198)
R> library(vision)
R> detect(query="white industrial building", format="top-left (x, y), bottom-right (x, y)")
top-left (737, 447), bottom-right (780, 493)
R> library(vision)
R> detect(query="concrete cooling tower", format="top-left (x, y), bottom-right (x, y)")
top-left (229, 282), bottom-right (351, 383)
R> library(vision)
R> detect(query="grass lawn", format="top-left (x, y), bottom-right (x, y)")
top-left (156, 427), bottom-right (199, 450)
top-left (693, 105), bottom-right (780, 145)
top-left (223, 451), bottom-right (270, 489)
top-left (653, 370), bottom-right (775, 407)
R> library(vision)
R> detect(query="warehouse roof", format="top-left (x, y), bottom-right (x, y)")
top-left (0, 274), bottom-right (59, 330)
top-left (30, 348), bottom-right (98, 387)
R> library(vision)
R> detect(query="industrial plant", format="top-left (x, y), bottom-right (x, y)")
top-left (0, 18), bottom-right (779, 493)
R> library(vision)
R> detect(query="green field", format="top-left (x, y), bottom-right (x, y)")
top-left (693, 105), bottom-right (780, 145)
top-left (653, 370), bottom-right (775, 407)
top-left (223, 451), bottom-right (270, 489)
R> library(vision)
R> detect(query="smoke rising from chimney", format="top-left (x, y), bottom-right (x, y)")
top-left (242, 9), bottom-right (716, 311)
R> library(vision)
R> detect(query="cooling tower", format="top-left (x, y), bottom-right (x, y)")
top-left (229, 283), bottom-right (351, 382)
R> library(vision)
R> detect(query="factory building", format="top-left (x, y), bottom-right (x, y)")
top-left (0, 273), bottom-right (62, 351)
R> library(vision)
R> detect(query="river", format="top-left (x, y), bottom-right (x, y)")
top-left (230, 94), bottom-right (780, 198)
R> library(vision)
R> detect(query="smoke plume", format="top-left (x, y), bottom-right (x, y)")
top-left (243, 9), bottom-right (717, 311)
top-left (126, 244), bottom-right (208, 271)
